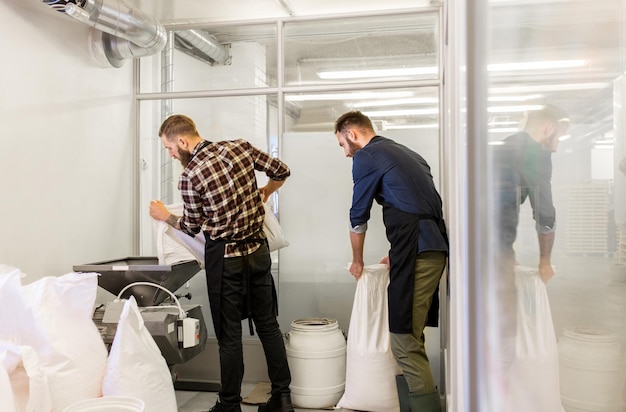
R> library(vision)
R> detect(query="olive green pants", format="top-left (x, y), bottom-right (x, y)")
top-left (390, 251), bottom-right (447, 394)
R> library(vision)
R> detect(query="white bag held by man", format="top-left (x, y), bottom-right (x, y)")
top-left (503, 266), bottom-right (565, 412)
top-left (337, 264), bottom-right (402, 412)
top-left (153, 201), bottom-right (289, 266)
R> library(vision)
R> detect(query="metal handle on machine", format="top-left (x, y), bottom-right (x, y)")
top-left (117, 281), bottom-right (186, 319)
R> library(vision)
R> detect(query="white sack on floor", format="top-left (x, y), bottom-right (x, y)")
top-left (503, 266), bottom-right (565, 412)
top-left (21, 272), bottom-right (108, 411)
top-left (153, 201), bottom-right (289, 266)
top-left (0, 342), bottom-right (52, 412)
top-left (0, 355), bottom-right (16, 412)
top-left (0, 266), bottom-right (49, 351)
top-left (336, 264), bottom-right (402, 412)
top-left (103, 296), bottom-right (177, 412)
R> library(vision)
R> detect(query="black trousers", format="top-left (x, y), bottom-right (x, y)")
top-left (218, 243), bottom-right (291, 408)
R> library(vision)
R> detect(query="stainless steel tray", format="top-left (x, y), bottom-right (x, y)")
top-left (73, 257), bottom-right (201, 306)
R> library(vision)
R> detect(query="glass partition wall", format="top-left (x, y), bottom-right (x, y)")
top-left (136, 6), bottom-right (445, 394)
top-left (135, 1), bottom-right (626, 409)
top-left (450, 0), bottom-right (626, 410)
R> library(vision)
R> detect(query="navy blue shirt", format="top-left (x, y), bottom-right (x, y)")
top-left (493, 131), bottom-right (555, 249)
top-left (350, 136), bottom-right (448, 253)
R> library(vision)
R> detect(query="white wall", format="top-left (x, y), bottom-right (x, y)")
top-left (0, 1), bottom-right (135, 283)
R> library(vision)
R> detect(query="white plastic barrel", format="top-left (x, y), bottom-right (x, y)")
top-left (285, 317), bottom-right (347, 409)
top-left (62, 396), bottom-right (145, 412)
top-left (558, 327), bottom-right (626, 412)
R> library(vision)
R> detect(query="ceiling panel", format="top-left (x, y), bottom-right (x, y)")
top-left (132, 0), bottom-right (430, 23)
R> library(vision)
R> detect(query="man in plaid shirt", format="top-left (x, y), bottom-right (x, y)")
top-left (150, 114), bottom-right (294, 412)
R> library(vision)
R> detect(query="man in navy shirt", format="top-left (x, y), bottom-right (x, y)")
top-left (494, 104), bottom-right (570, 283)
top-left (334, 111), bottom-right (448, 412)
top-left (491, 104), bottom-right (570, 384)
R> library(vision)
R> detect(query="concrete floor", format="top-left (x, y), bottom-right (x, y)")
top-left (175, 382), bottom-right (356, 412)
top-left (175, 254), bottom-right (626, 412)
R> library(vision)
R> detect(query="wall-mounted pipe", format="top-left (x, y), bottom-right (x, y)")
top-left (41, 0), bottom-right (166, 68)
top-left (41, 0), bottom-right (230, 69)
top-left (64, 0), bottom-right (167, 67)
top-left (175, 30), bottom-right (230, 66)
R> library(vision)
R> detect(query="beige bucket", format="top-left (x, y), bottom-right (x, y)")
top-left (62, 396), bottom-right (145, 412)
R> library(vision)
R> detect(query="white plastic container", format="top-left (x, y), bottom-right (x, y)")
top-left (285, 318), bottom-right (346, 409)
top-left (558, 327), bottom-right (626, 412)
top-left (62, 396), bottom-right (145, 412)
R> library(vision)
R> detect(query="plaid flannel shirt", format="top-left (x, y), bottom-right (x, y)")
top-left (177, 139), bottom-right (290, 257)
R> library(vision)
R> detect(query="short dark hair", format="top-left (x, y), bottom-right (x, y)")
top-left (159, 114), bottom-right (199, 140)
top-left (334, 110), bottom-right (375, 134)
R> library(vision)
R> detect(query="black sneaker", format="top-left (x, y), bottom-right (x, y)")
top-left (257, 393), bottom-right (295, 412)
top-left (207, 400), bottom-right (242, 412)
top-left (207, 401), bottom-right (224, 412)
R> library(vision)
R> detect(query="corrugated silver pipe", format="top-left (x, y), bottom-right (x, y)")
top-left (175, 30), bottom-right (230, 66)
top-left (41, 0), bottom-right (229, 69)
top-left (42, 0), bottom-right (167, 68)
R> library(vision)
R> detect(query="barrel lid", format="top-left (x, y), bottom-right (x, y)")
top-left (290, 317), bottom-right (338, 332)
top-left (563, 327), bottom-right (618, 342)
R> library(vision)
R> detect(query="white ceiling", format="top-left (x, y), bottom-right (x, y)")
top-left (26, 0), bottom-right (625, 142)
top-left (132, 0), bottom-right (431, 23)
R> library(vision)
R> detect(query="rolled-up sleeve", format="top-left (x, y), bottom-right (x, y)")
top-left (178, 174), bottom-right (205, 236)
top-left (349, 151), bottom-right (380, 231)
top-left (524, 151), bottom-right (556, 232)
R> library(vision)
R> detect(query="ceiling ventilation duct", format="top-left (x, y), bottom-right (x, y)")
top-left (41, 0), bottom-right (166, 68)
top-left (174, 30), bottom-right (230, 66)
top-left (40, 0), bottom-right (230, 68)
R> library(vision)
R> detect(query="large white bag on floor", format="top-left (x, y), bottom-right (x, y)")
top-left (504, 266), bottom-right (565, 412)
top-left (21, 272), bottom-right (108, 411)
top-left (102, 296), bottom-right (177, 412)
top-left (337, 264), bottom-right (402, 412)
top-left (0, 355), bottom-right (16, 412)
top-left (0, 342), bottom-right (53, 412)
top-left (0, 266), bottom-right (49, 353)
top-left (153, 201), bottom-right (289, 266)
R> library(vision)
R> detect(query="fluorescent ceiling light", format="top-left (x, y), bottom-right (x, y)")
top-left (488, 140), bottom-right (506, 145)
top-left (488, 105), bottom-right (544, 113)
top-left (353, 97), bottom-right (439, 108)
top-left (489, 127), bottom-right (519, 133)
top-left (490, 82), bottom-right (608, 94)
top-left (319, 59), bottom-right (586, 80)
top-left (488, 120), bottom-right (519, 126)
top-left (559, 134), bottom-right (572, 141)
top-left (488, 94), bottom-right (543, 102)
top-left (488, 59), bottom-right (586, 72)
top-left (363, 108), bottom-right (439, 117)
top-left (285, 91), bottom-right (413, 102)
top-left (317, 67), bottom-right (437, 79)
top-left (385, 123), bottom-right (439, 130)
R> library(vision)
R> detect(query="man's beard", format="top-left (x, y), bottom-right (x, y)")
top-left (179, 148), bottom-right (192, 167)
top-left (345, 138), bottom-right (360, 157)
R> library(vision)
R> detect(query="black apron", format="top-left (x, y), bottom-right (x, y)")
top-left (383, 205), bottom-right (448, 334)
top-left (203, 233), bottom-right (269, 339)
top-left (203, 236), bottom-right (227, 339)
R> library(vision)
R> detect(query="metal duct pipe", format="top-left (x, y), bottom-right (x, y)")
top-left (43, 0), bottom-right (167, 68)
top-left (175, 30), bottom-right (230, 66)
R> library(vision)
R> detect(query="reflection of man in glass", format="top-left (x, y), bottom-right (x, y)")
top-left (494, 104), bottom-right (570, 283)
top-left (491, 104), bottom-right (570, 392)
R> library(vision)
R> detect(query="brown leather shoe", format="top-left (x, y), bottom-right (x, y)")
top-left (257, 393), bottom-right (295, 412)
